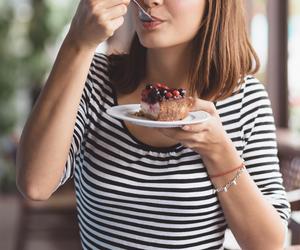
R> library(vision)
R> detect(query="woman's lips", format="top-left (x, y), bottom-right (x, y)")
top-left (142, 20), bottom-right (164, 30)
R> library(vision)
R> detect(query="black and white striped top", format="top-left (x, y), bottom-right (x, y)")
top-left (60, 53), bottom-right (290, 250)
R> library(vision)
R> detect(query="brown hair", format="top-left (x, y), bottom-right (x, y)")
top-left (107, 0), bottom-right (260, 101)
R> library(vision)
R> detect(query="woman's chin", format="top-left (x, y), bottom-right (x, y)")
top-left (139, 37), bottom-right (171, 49)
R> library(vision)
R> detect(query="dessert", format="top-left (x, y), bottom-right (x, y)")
top-left (139, 83), bottom-right (193, 121)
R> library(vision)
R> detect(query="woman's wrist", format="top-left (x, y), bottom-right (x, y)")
top-left (212, 164), bottom-right (246, 193)
top-left (207, 159), bottom-right (244, 187)
top-left (203, 139), bottom-right (242, 176)
top-left (63, 32), bottom-right (97, 55)
top-left (210, 162), bottom-right (245, 179)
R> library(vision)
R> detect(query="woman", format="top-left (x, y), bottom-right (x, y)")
top-left (16, 0), bottom-right (290, 249)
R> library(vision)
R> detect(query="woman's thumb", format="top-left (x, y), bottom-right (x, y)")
top-left (189, 97), bottom-right (216, 115)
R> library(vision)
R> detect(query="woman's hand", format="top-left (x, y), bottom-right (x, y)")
top-left (157, 98), bottom-right (242, 175)
top-left (66, 0), bottom-right (130, 51)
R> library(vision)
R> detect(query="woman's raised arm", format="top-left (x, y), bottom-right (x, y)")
top-left (16, 0), bottom-right (130, 201)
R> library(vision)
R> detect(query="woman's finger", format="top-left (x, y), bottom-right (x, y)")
top-left (106, 16), bottom-right (125, 31)
top-left (156, 127), bottom-right (206, 143)
top-left (156, 128), bottom-right (190, 141)
top-left (95, 3), bottom-right (128, 22)
top-left (190, 98), bottom-right (216, 115)
top-left (181, 122), bottom-right (208, 133)
top-left (180, 134), bottom-right (207, 149)
top-left (98, 0), bottom-right (130, 9)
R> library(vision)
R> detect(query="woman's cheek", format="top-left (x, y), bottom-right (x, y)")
top-left (167, 0), bottom-right (206, 30)
top-left (167, 0), bottom-right (206, 13)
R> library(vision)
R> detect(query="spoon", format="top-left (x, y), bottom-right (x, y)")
top-left (132, 0), bottom-right (154, 22)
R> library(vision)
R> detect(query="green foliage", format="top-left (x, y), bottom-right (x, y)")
top-left (0, 0), bottom-right (75, 136)
top-left (0, 0), bottom-right (76, 192)
top-left (0, 5), bottom-right (17, 135)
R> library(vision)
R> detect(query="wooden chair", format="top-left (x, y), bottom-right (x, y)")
top-left (277, 129), bottom-right (300, 245)
top-left (15, 181), bottom-right (81, 250)
top-left (223, 129), bottom-right (300, 249)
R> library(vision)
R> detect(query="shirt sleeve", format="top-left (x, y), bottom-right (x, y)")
top-left (240, 79), bottom-right (291, 224)
top-left (57, 72), bottom-right (94, 186)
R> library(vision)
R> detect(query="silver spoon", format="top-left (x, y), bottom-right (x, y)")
top-left (132, 0), bottom-right (154, 22)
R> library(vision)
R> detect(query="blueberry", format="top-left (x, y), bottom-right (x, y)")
top-left (179, 88), bottom-right (186, 96)
top-left (147, 88), bottom-right (161, 103)
top-left (146, 84), bottom-right (153, 90)
top-left (160, 89), bottom-right (168, 97)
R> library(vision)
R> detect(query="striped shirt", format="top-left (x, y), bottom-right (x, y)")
top-left (60, 53), bottom-right (290, 250)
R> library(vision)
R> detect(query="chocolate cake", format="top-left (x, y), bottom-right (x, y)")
top-left (139, 83), bottom-right (193, 121)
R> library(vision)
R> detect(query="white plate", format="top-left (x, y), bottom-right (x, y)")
top-left (106, 104), bottom-right (210, 128)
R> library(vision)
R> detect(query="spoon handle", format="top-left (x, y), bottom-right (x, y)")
top-left (132, 0), bottom-right (153, 21)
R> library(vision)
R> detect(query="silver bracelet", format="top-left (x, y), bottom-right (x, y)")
top-left (213, 166), bottom-right (246, 194)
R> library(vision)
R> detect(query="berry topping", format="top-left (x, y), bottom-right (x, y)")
top-left (172, 90), bottom-right (180, 97)
top-left (159, 89), bottom-right (168, 97)
top-left (165, 92), bottom-right (173, 99)
top-left (155, 83), bottom-right (162, 88)
top-left (179, 88), bottom-right (186, 96)
top-left (142, 83), bottom-right (186, 103)
top-left (146, 84), bottom-right (153, 90)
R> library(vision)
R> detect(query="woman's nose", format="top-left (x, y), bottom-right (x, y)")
top-left (142, 0), bottom-right (163, 8)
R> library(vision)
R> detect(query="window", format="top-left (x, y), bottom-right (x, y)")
top-left (250, 0), bottom-right (268, 84)
top-left (288, 0), bottom-right (300, 134)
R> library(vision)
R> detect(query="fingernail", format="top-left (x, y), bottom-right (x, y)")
top-left (182, 126), bottom-right (190, 130)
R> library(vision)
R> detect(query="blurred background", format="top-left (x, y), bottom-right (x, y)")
top-left (0, 0), bottom-right (299, 249)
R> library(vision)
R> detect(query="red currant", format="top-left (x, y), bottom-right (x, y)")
top-left (165, 92), bottom-right (173, 99)
top-left (172, 90), bottom-right (180, 97)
